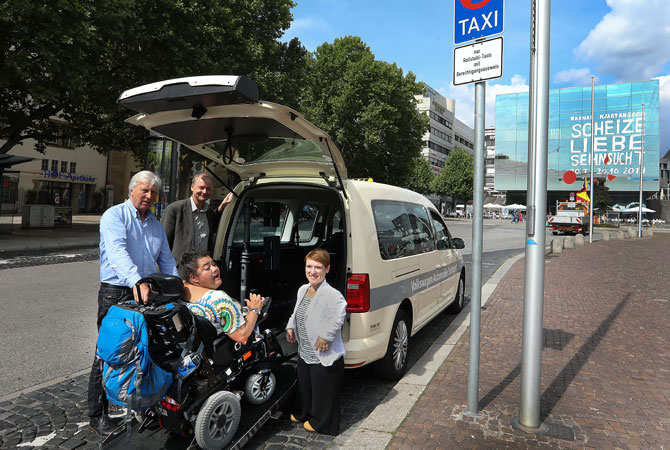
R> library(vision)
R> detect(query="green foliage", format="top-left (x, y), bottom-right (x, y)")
top-left (431, 148), bottom-right (473, 202)
top-left (25, 189), bottom-right (38, 205)
top-left (404, 157), bottom-right (435, 194)
top-left (593, 178), bottom-right (613, 211)
top-left (0, 0), bottom-right (302, 156)
top-left (299, 37), bottom-right (429, 185)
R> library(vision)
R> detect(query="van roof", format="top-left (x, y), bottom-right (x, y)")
top-left (346, 180), bottom-right (435, 209)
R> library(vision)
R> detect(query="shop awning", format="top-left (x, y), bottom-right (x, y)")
top-left (0, 154), bottom-right (36, 169)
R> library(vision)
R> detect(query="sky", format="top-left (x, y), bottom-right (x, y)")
top-left (282, 0), bottom-right (670, 154)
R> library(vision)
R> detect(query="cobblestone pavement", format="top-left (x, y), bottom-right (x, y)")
top-left (388, 234), bottom-right (670, 449)
top-left (0, 247), bottom-right (98, 270)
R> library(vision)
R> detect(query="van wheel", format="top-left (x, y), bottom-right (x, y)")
top-left (374, 310), bottom-right (410, 381)
top-left (244, 371), bottom-right (276, 405)
top-left (448, 275), bottom-right (465, 314)
top-left (195, 391), bottom-right (241, 450)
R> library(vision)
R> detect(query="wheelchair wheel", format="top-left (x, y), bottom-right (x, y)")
top-left (243, 371), bottom-right (276, 405)
top-left (194, 391), bottom-right (241, 450)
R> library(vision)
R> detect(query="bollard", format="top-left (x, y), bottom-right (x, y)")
top-left (551, 237), bottom-right (563, 254)
top-left (643, 228), bottom-right (653, 238)
top-left (602, 231), bottom-right (610, 241)
top-left (574, 234), bottom-right (585, 246)
top-left (627, 227), bottom-right (637, 239)
top-left (617, 231), bottom-right (625, 240)
top-left (564, 235), bottom-right (575, 249)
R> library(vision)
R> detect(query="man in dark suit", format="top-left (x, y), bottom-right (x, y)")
top-left (162, 173), bottom-right (232, 265)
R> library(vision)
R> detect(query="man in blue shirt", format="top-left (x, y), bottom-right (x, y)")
top-left (87, 170), bottom-right (178, 437)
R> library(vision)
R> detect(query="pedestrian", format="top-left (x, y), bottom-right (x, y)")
top-left (87, 170), bottom-right (179, 437)
top-left (162, 173), bottom-right (232, 264)
top-left (286, 249), bottom-right (346, 435)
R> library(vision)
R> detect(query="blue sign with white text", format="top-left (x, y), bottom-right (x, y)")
top-left (454, 0), bottom-right (504, 45)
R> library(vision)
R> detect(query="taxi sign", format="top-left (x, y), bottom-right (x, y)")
top-left (454, 0), bottom-right (504, 45)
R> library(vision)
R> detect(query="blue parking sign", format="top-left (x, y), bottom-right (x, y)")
top-left (454, 0), bottom-right (504, 45)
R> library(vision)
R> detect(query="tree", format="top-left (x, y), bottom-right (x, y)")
top-left (0, 0), bottom-right (301, 156)
top-left (432, 148), bottom-right (473, 205)
top-left (299, 36), bottom-right (428, 185)
top-left (404, 156), bottom-right (435, 194)
top-left (593, 178), bottom-right (613, 212)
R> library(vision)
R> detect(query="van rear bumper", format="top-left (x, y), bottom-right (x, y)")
top-left (343, 333), bottom-right (389, 368)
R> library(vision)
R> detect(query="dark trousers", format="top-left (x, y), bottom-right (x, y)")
top-left (295, 356), bottom-right (344, 436)
top-left (87, 285), bottom-right (132, 418)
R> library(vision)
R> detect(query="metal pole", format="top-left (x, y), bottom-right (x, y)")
top-left (515, 0), bottom-right (551, 433)
top-left (466, 80), bottom-right (486, 416)
top-left (638, 104), bottom-right (645, 237)
top-left (169, 142), bottom-right (180, 203)
top-left (589, 77), bottom-right (595, 242)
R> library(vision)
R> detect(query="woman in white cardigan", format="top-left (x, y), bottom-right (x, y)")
top-left (286, 248), bottom-right (347, 435)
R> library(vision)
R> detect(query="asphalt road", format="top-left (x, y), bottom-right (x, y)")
top-left (0, 258), bottom-right (99, 397)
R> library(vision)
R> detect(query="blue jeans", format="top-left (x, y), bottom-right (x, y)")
top-left (87, 285), bottom-right (132, 418)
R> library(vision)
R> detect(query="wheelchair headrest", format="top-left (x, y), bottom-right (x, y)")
top-left (136, 273), bottom-right (184, 304)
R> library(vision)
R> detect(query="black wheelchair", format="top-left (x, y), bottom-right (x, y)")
top-left (110, 273), bottom-right (295, 450)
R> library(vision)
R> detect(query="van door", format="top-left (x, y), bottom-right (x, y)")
top-left (430, 211), bottom-right (460, 307)
top-left (403, 203), bottom-right (440, 327)
top-left (117, 76), bottom-right (347, 182)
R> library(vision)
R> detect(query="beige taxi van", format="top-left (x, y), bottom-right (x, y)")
top-left (119, 75), bottom-right (466, 380)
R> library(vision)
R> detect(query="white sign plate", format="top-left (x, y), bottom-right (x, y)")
top-left (453, 37), bottom-right (503, 86)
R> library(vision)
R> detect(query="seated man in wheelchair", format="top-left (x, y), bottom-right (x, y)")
top-left (178, 251), bottom-right (264, 344)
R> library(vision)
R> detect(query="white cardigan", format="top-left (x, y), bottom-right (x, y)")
top-left (286, 280), bottom-right (347, 367)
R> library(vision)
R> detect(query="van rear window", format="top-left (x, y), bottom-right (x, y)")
top-left (231, 201), bottom-right (289, 244)
top-left (371, 200), bottom-right (435, 260)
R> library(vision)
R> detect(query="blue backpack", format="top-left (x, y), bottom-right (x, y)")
top-left (97, 304), bottom-right (173, 410)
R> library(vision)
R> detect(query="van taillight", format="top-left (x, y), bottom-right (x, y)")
top-left (346, 274), bottom-right (370, 313)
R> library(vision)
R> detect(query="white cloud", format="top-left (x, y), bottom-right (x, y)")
top-left (281, 16), bottom-right (331, 46)
top-left (576, 0), bottom-right (670, 82)
top-left (438, 74), bottom-right (529, 129)
top-left (553, 68), bottom-right (597, 86)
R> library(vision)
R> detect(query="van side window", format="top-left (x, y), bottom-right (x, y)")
top-left (297, 204), bottom-right (320, 243)
top-left (372, 200), bottom-right (435, 260)
top-left (330, 211), bottom-right (343, 234)
top-left (430, 211), bottom-right (452, 248)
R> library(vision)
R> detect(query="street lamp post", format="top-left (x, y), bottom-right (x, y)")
top-left (638, 104), bottom-right (645, 238)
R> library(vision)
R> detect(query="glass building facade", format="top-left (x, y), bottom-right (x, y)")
top-left (495, 80), bottom-right (660, 192)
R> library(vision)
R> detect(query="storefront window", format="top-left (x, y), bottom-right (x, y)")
top-left (38, 181), bottom-right (72, 207)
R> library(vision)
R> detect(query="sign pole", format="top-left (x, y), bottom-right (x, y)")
top-left (513, 0), bottom-right (550, 433)
top-left (454, 0), bottom-right (504, 417)
top-left (466, 79), bottom-right (486, 416)
top-left (589, 77), bottom-right (595, 242)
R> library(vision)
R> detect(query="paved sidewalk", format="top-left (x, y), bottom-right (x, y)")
top-left (388, 234), bottom-right (670, 449)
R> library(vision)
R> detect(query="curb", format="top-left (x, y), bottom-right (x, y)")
top-left (334, 252), bottom-right (526, 449)
top-left (0, 243), bottom-right (98, 258)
